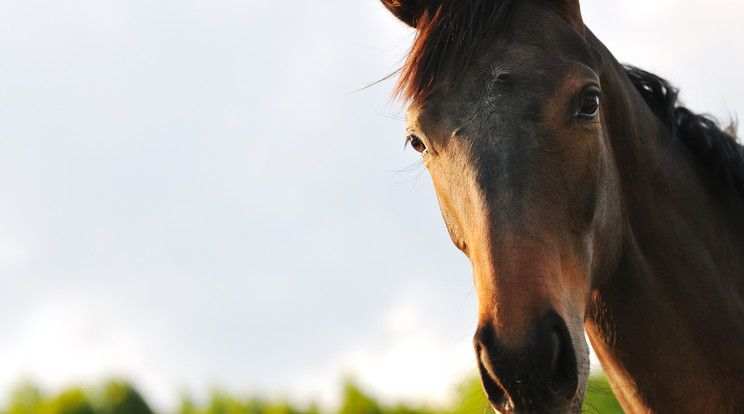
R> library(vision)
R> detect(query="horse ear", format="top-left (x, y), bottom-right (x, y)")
top-left (380, 0), bottom-right (429, 28)
top-left (549, 0), bottom-right (586, 37)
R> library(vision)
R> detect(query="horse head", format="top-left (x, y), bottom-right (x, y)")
top-left (382, 0), bottom-right (625, 412)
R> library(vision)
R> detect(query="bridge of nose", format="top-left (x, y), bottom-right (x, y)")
top-left (469, 232), bottom-right (567, 347)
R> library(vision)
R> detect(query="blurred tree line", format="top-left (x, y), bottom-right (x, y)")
top-left (1, 375), bottom-right (622, 414)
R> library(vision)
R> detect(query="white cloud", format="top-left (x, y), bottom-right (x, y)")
top-left (0, 290), bottom-right (194, 411)
top-left (340, 335), bottom-right (472, 407)
top-left (0, 234), bottom-right (30, 269)
top-left (333, 295), bottom-right (476, 408)
top-left (69, 0), bottom-right (122, 28)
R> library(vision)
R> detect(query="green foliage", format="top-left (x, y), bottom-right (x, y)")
top-left (2, 380), bottom-right (153, 414)
top-left (337, 379), bottom-right (438, 414)
top-left (175, 395), bottom-right (197, 414)
top-left (49, 389), bottom-right (96, 414)
top-left (447, 376), bottom-right (492, 414)
top-left (1, 374), bottom-right (623, 414)
top-left (384, 405), bottom-right (432, 414)
top-left (99, 381), bottom-right (154, 414)
top-left (173, 390), bottom-right (316, 414)
top-left (205, 391), bottom-right (249, 414)
top-left (5, 382), bottom-right (43, 414)
top-left (337, 380), bottom-right (382, 414)
top-left (582, 375), bottom-right (624, 414)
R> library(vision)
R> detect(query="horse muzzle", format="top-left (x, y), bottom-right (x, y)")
top-left (473, 310), bottom-right (580, 413)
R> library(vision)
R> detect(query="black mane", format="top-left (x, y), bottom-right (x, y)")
top-left (624, 66), bottom-right (744, 201)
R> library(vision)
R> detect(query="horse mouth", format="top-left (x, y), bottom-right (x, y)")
top-left (474, 314), bottom-right (582, 413)
top-left (477, 360), bottom-right (582, 414)
top-left (477, 358), bottom-right (582, 413)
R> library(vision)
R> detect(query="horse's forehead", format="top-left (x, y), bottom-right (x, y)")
top-left (509, 0), bottom-right (581, 42)
top-left (407, 2), bottom-right (601, 126)
top-left (480, 1), bottom-right (598, 69)
top-left (489, 24), bottom-right (594, 72)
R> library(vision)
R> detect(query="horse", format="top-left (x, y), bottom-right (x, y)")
top-left (379, 1), bottom-right (744, 413)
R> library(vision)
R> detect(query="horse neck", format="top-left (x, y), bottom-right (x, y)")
top-left (584, 31), bottom-right (744, 414)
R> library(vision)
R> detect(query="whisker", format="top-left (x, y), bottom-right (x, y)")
top-left (374, 108), bottom-right (406, 121)
top-left (390, 160), bottom-right (427, 186)
top-left (346, 69), bottom-right (402, 96)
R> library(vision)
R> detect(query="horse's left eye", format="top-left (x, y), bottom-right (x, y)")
top-left (406, 134), bottom-right (427, 154)
top-left (577, 93), bottom-right (600, 117)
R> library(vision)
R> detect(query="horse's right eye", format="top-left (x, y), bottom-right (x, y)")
top-left (406, 135), bottom-right (427, 154)
top-left (577, 92), bottom-right (600, 118)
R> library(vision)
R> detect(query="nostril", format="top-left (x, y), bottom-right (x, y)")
top-left (549, 325), bottom-right (578, 398)
top-left (473, 325), bottom-right (510, 409)
top-left (549, 329), bottom-right (561, 367)
top-left (548, 330), bottom-right (563, 392)
top-left (476, 352), bottom-right (510, 410)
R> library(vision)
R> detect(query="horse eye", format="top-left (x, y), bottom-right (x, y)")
top-left (407, 135), bottom-right (427, 154)
top-left (577, 93), bottom-right (600, 117)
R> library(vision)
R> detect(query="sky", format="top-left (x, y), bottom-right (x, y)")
top-left (0, 0), bottom-right (742, 412)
